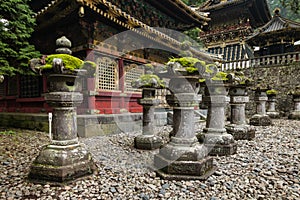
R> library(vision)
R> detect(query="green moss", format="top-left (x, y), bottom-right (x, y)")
top-left (132, 74), bottom-right (165, 88)
top-left (205, 64), bottom-right (216, 74)
top-left (167, 57), bottom-right (228, 81)
top-left (186, 67), bottom-right (198, 73)
top-left (212, 71), bottom-right (228, 81)
top-left (82, 61), bottom-right (97, 77)
top-left (144, 63), bottom-right (154, 73)
top-left (82, 61), bottom-right (96, 68)
top-left (0, 130), bottom-right (16, 135)
top-left (266, 89), bottom-right (278, 95)
top-left (168, 57), bottom-right (204, 68)
top-left (42, 54), bottom-right (84, 71)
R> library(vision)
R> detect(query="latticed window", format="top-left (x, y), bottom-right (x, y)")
top-left (95, 57), bottom-right (119, 91)
top-left (124, 64), bottom-right (144, 93)
top-left (20, 76), bottom-right (42, 98)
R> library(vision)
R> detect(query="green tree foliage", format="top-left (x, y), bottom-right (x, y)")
top-left (182, 0), bottom-right (207, 45)
top-left (268, 0), bottom-right (300, 22)
top-left (0, 0), bottom-right (40, 76)
top-left (280, 0), bottom-right (299, 13)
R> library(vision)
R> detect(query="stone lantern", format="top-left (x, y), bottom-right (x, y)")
top-left (154, 58), bottom-right (216, 180)
top-left (288, 86), bottom-right (300, 120)
top-left (249, 79), bottom-right (272, 126)
top-left (28, 36), bottom-right (95, 183)
top-left (266, 89), bottom-right (280, 118)
top-left (225, 71), bottom-right (255, 140)
top-left (132, 72), bottom-right (164, 150)
top-left (199, 69), bottom-right (237, 156)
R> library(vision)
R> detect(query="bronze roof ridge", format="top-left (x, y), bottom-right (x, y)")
top-left (198, 0), bottom-right (244, 11)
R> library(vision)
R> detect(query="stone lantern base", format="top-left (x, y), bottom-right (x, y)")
top-left (288, 111), bottom-right (300, 120)
top-left (267, 111), bottom-right (280, 119)
top-left (250, 114), bottom-right (272, 126)
top-left (28, 142), bottom-right (95, 184)
top-left (154, 142), bottom-right (216, 180)
top-left (134, 135), bottom-right (163, 150)
top-left (226, 124), bottom-right (256, 140)
top-left (205, 144), bottom-right (237, 156)
top-left (198, 129), bottom-right (237, 156)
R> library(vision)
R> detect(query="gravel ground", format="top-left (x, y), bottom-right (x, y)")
top-left (0, 119), bottom-right (299, 200)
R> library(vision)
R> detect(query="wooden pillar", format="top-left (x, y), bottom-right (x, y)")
top-left (85, 49), bottom-right (97, 114)
top-left (118, 58), bottom-right (127, 112)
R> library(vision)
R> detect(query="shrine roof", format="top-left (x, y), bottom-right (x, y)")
top-left (246, 10), bottom-right (300, 46)
top-left (197, 0), bottom-right (271, 28)
top-left (254, 11), bottom-right (300, 33)
top-left (31, 0), bottom-right (210, 28)
top-left (147, 0), bottom-right (210, 28)
top-left (29, 0), bottom-right (216, 62)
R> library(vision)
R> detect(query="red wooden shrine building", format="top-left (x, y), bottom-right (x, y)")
top-left (197, 0), bottom-right (271, 62)
top-left (0, 0), bottom-right (212, 115)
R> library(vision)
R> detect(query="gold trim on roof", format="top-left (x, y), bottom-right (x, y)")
top-left (33, 0), bottom-right (215, 62)
top-left (170, 0), bottom-right (211, 22)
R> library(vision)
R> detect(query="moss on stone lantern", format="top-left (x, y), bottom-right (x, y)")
top-left (266, 89), bottom-right (278, 96)
top-left (131, 74), bottom-right (165, 89)
top-left (288, 86), bottom-right (300, 98)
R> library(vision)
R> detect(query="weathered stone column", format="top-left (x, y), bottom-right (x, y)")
top-left (250, 89), bottom-right (272, 126)
top-left (202, 81), bottom-right (237, 156)
top-left (226, 85), bottom-right (255, 140)
top-left (135, 88), bottom-right (162, 150)
top-left (28, 36), bottom-right (95, 183)
top-left (266, 91), bottom-right (280, 118)
top-left (154, 62), bottom-right (215, 180)
top-left (288, 92), bottom-right (300, 120)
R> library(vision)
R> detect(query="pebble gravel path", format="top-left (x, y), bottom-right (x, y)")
top-left (0, 119), bottom-right (299, 199)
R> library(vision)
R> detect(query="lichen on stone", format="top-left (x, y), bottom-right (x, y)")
top-left (166, 57), bottom-right (229, 82)
top-left (212, 71), bottom-right (228, 81)
top-left (132, 74), bottom-right (165, 89)
top-left (168, 57), bottom-right (204, 69)
top-left (82, 61), bottom-right (97, 77)
top-left (266, 89), bottom-right (278, 95)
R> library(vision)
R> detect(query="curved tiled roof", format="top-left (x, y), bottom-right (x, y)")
top-left (257, 12), bottom-right (300, 33)
top-left (199, 0), bottom-right (244, 11)
top-left (147, 0), bottom-right (210, 27)
top-left (197, 0), bottom-right (271, 28)
top-left (246, 10), bottom-right (300, 46)
top-left (31, 0), bottom-right (215, 62)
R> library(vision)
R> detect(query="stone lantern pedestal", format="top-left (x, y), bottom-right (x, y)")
top-left (28, 36), bottom-right (95, 183)
top-left (266, 94), bottom-right (280, 118)
top-left (135, 88), bottom-right (163, 150)
top-left (250, 90), bottom-right (272, 126)
top-left (226, 86), bottom-right (255, 140)
top-left (201, 81), bottom-right (237, 156)
top-left (288, 94), bottom-right (300, 120)
top-left (154, 76), bottom-right (215, 180)
top-left (29, 74), bottom-right (95, 183)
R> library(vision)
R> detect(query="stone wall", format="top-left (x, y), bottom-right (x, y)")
top-left (239, 62), bottom-right (300, 117)
top-left (0, 111), bottom-right (168, 137)
top-left (0, 113), bottom-right (49, 132)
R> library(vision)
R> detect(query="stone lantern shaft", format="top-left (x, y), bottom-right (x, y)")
top-left (134, 88), bottom-right (162, 150)
top-left (201, 82), bottom-right (237, 156)
top-left (226, 85), bottom-right (255, 140)
top-left (250, 90), bottom-right (272, 126)
top-left (154, 75), bottom-right (215, 180)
